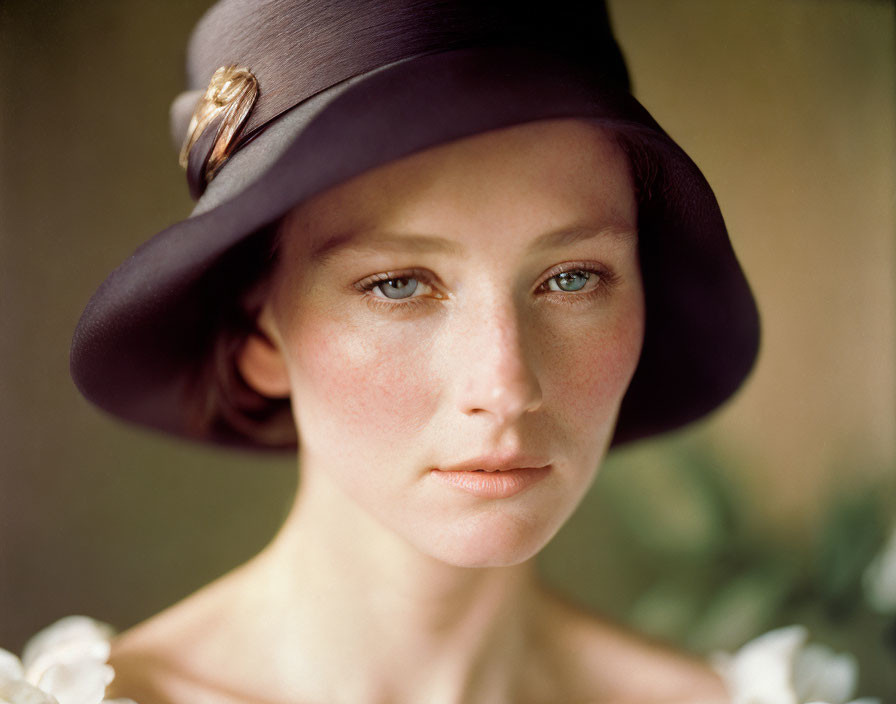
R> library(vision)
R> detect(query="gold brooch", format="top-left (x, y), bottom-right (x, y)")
top-left (179, 65), bottom-right (259, 182)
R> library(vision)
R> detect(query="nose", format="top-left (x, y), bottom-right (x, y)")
top-left (450, 295), bottom-right (543, 427)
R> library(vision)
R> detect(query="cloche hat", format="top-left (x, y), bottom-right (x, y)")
top-left (70, 0), bottom-right (760, 449)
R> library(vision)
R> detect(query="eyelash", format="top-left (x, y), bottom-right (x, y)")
top-left (354, 263), bottom-right (618, 312)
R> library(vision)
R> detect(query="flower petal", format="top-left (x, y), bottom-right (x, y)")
top-left (36, 660), bottom-right (114, 704)
top-left (0, 651), bottom-right (24, 682)
top-left (793, 643), bottom-right (857, 704)
top-left (712, 625), bottom-right (809, 704)
top-left (21, 619), bottom-right (112, 686)
top-left (0, 677), bottom-right (59, 704)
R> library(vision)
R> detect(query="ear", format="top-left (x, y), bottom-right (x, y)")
top-left (236, 307), bottom-right (292, 399)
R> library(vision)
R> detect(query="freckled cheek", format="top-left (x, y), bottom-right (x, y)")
top-left (544, 308), bottom-right (644, 430)
top-left (287, 314), bottom-right (439, 441)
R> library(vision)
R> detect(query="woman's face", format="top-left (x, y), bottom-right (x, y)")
top-left (247, 118), bottom-right (645, 567)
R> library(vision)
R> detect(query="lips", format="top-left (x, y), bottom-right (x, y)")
top-left (437, 452), bottom-right (551, 474)
top-left (430, 452), bottom-right (552, 498)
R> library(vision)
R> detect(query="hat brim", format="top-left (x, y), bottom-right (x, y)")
top-left (70, 45), bottom-right (759, 449)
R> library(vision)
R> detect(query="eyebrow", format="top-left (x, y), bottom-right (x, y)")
top-left (308, 224), bottom-right (637, 264)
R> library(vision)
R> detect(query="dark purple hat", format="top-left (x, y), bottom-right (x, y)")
top-left (70, 0), bottom-right (760, 449)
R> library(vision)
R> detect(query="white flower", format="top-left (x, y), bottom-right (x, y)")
top-left (711, 625), bottom-right (879, 704)
top-left (0, 617), bottom-right (136, 704)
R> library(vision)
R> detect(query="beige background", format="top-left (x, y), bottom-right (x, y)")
top-left (607, 1), bottom-right (895, 532)
top-left (1, 0), bottom-right (894, 685)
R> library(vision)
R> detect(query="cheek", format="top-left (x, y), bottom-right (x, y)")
top-left (285, 309), bottom-right (438, 448)
top-left (544, 302), bottom-right (645, 433)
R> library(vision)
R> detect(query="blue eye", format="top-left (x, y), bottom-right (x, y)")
top-left (375, 276), bottom-right (419, 299)
top-left (545, 270), bottom-right (594, 292)
top-left (358, 271), bottom-right (437, 303)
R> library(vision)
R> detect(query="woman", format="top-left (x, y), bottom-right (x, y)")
top-left (105, 117), bottom-right (733, 704)
top-left (4, 1), bottom-right (829, 702)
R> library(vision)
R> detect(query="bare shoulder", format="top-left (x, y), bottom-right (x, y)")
top-left (534, 590), bottom-right (729, 704)
top-left (106, 579), bottom-right (248, 704)
top-left (106, 617), bottom-right (214, 704)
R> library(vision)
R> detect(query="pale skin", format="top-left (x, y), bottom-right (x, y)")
top-left (107, 119), bottom-right (729, 704)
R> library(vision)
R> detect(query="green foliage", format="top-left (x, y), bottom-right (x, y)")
top-left (814, 490), bottom-right (888, 613)
top-left (553, 441), bottom-right (896, 698)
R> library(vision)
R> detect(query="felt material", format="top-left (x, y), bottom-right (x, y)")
top-left (178, 0), bottom-right (631, 144)
top-left (70, 2), bottom-right (760, 450)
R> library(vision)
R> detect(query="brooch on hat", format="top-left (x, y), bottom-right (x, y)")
top-left (179, 65), bottom-right (259, 199)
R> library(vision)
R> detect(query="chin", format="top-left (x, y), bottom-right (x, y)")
top-left (417, 510), bottom-right (561, 568)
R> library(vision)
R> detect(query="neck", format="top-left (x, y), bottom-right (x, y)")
top-left (230, 459), bottom-right (548, 704)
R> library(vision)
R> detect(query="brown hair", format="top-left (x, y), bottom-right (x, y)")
top-left (186, 221), bottom-right (298, 448)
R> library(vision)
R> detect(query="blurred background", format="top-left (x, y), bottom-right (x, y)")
top-left (1, 0), bottom-right (894, 698)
